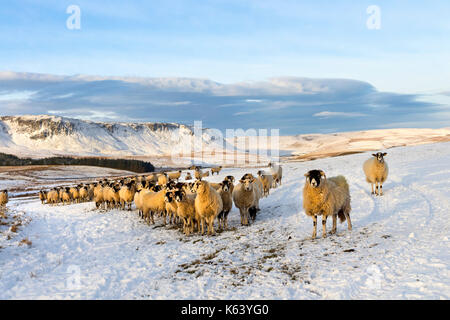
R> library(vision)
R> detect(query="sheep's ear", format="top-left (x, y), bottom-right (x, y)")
top-left (320, 171), bottom-right (326, 178)
top-left (383, 152), bottom-right (387, 156)
top-left (239, 179), bottom-right (245, 183)
top-left (372, 154), bottom-right (377, 157)
top-left (304, 172), bottom-right (310, 177)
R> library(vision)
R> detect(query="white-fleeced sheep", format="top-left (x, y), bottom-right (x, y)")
top-left (39, 190), bottom-right (47, 204)
top-left (363, 152), bottom-right (389, 196)
top-left (141, 189), bottom-right (167, 225)
top-left (47, 189), bottom-right (59, 205)
top-left (257, 170), bottom-right (273, 197)
top-left (157, 173), bottom-right (168, 186)
top-left (211, 166), bottom-right (222, 175)
top-left (168, 170), bottom-right (182, 181)
top-left (193, 180), bottom-right (223, 235)
top-left (119, 182), bottom-right (136, 210)
top-left (303, 170), bottom-right (352, 239)
top-left (232, 177), bottom-right (259, 226)
top-left (268, 162), bottom-right (283, 187)
top-left (0, 190), bottom-right (8, 207)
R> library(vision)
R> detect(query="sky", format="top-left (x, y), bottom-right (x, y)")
top-left (0, 0), bottom-right (449, 135)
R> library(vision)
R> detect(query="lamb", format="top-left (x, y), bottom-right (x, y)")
top-left (168, 170), bottom-right (182, 181)
top-left (224, 175), bottom-right (235, 193)
top-left (0, 190), bottom-right (8, 207)
top-left (174, 189), bottom-right (197, 235)
top-left (217, 180), bottom-right (233, 230)
top-left (39, 190), bottom-right (47, 204)
top-left (185, 172), bottom-right (193, 180)
top-left (47, 189), bottom-right (60, 205)
top-left (193, 180), bottom-right (223, 235)
top-left (303, 170), bottom-right (352, 239)
top-left (363, 152), bottom-right (389, 196)
top-left (211, 166), bottom-right (222, 175)
top-left (232, 177), bottom-right (259, 226)
top-left (141, 189), bottom-right (167, 225)
top-left (119, 182), bottom-right (136, 210)
top-left (257, 170), bottom-right (273, 197)
top-left (268, 162), bottom-right (283, 187)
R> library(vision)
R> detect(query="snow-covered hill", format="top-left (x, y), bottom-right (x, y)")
top-left (1, 115), bottom-right (449, 166)
top-left (0, 115), bottom-right (231, 162)
top-left (0, 142), bottom-right (449, 299)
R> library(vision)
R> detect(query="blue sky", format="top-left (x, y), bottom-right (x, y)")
top-left (0, 0), bottom-right (449, 134)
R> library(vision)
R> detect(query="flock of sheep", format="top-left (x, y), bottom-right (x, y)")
top-left (3, 152), bottom-right (388, 240)
top-left (36, 163), bottom-right (283, 236)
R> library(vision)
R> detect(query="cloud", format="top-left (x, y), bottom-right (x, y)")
top-left (0, 71), bottom-right (446, 135)
top-left (313, 111), bottom-right (366, 118)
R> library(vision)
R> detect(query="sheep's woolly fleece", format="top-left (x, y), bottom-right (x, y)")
top-left (0, 142), bottom-right (449, 299)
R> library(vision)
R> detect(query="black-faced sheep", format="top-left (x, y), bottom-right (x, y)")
top-left (363, 152), bottom-right (389, 196)
top-left (303, 170), bottom-right (352, 239)
top-left (217, 179), bottom-right (233, 230)
top-left (174, 189), bottom-right (197, 235)
top-left (39, 190), bottom-right (47, 204)
top-left (119, 182), bottom-right (136, 210)
top-left (168, 170), bottom-right (182, 181)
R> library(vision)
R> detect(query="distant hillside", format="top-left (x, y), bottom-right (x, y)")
top-left (0, 152), bottom-right (154, 173)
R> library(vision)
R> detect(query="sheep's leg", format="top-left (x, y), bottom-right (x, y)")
top-left (379, 184), bottom-right (383, 196)
top-left (376, 181), bottom-right (380, 196)
top-left (322, 216), bottom-right (327, 238)
top-left (331, 214), bottom-right (337, 234)
top-left (208, 217), bottom-right (215, 235)
top-left (312, 215), bottom-right (317, 239)
top-left (371, 183), bottom-right (375, 195)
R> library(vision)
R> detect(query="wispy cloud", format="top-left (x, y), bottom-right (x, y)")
top-left (0, 71), bottom-right (446, 134)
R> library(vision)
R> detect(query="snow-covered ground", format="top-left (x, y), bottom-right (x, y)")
top-left (0, 142), bottom-right (449, 299)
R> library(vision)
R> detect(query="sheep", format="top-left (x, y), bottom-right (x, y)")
top-left (164, 190), bottom-right (179, 224)
top-left (232, 177), bottom-right (259, 226)
top-left (103, 184), bottom-right (120, 210)
top-left (194, 167), bottom-right (203, 180)
top-left (193, 180), bottom-right (223, 235)
top-left (257, 170), bottom-right (273, 197)
top-left (146, 174), bottom-right (158, 183)
top-left (39, 190), bottom-right (47, 204)
top-left (241, 173), bottom-right (262, 211)
top-left (61, 187), bottom-right (72, 205)
top-left (268, 162), bottom-right (283, 187)
top-left (185, 172), bottom-right (193, 180)
top-left (0, 190), bottom-right (8, 207)
top-left (79, 185), bottom-right (89, 202)
top-left (363, 152), bottom-right (389, 196)
top-left (157, 173), bottom-right (168, 186)
top-left (217, 180), bottom-right (233, 230)
top-left (134, 188), bottom-right (151, 218)
top-left (202, 171), bottom-right (210, 178)
top-left (168, 170), bottom-right (182, 181)
top-left (211, 166), bottom-right (222, 175)
top-left (224, 175), bottom-right (235, 193)
top-left (119, 182), bottom-right (136, 210)
top-left (47, 189), bottom-right (59, 205)
top-left (303, 170), bottom-right (352, 239)
top-left (174, 189), bottom-right (197, 235)
top-left (69, 187), bottom-right (80, 204)
top-left (141, 189), bottom-right (167, 225)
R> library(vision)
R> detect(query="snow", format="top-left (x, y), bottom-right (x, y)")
top-left (0, 142), bottom-right (449, 299)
